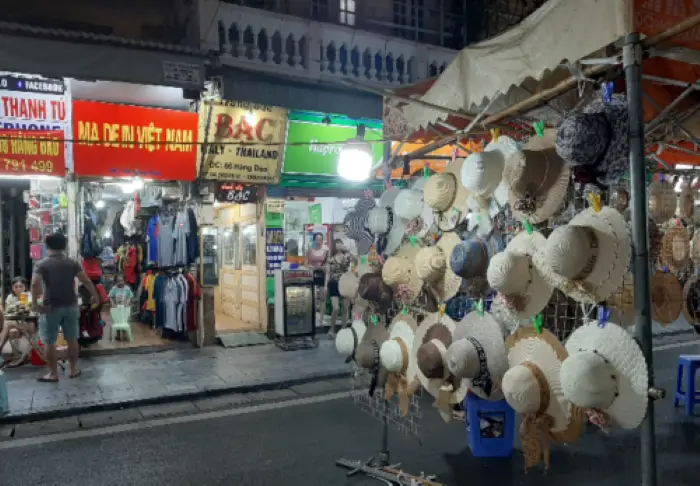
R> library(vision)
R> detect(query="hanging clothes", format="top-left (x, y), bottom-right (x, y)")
top-left (112, 209), bottom-right (125, 250)
top-left (184, 272), bottom-right (200, 332)
top-left (120, 200), bottom-right (138, 237)
top-left (186, 208), bottom-right (199, 265)
top-left (173, 210), bottom-right (190, 266)
top-left (158, 211), bottom-right (176, 267)
top-left (123, 245), bottom-right (138, 285)
top-left (146, 214), bottom-right (159, 264)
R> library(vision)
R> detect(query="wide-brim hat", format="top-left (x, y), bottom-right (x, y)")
top-left (423, 160), bottom-right (470, 231)
top-left (651, 271), bottom-right (683, 325)
top-left (405, 199), bottom-right (436, 239)
top-left (679, 183), bottom-right (695, 220)
top-left (648, 180), bottom-right (677, 224)
top-left (355, 319), bottom-right (390, 390)
top-left (504, 130), bottom-right (571, 224)
top-left (446, 311), bottom-right (507, 401)
top-left (503, 327), bottom-right (584, 440)
top-left (533, 206), bottom-right (631, 304)
top-left (344, 198), bottom-right (375, 255)
top-left (660, 225), bottom-right (690, 273)
top-left (338, 272), bottom-right (359, 300)
top-left (608, 186), bottom-right (630, 214)
top-left (358, 273), bottom-right (394, 311)
top-left (367, 206), bottom-right (407, 257)
top-left (462, 136), bottom-right (519, 204)
top-left (488, 230), bottom-right (553, 319)
top-left (490, 294), bottom-right (531, 335)
top-left (555, 95), bottom-right (628, 185)
top-left (335, 318), bottom-right (367, 361)
top-left (382, 242), bottom-right (423, 301)
top-left (449, 237), bottom-right (490, 280)
top-left (561, 322), bottom-right (648, 430)
top-left (412, 313), bottom-right (467, 406)
top-left (380, 314), bottom-right (418, 375)
top-left (378, 186), bottom-right (401, 208)
top-left (415, 232), bottom-right (462, 302)
top-left (393, 188), bottom-right (424, 221)
top-left (683, 276), bottom-right (700, 325)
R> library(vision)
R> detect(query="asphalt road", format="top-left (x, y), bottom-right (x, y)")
top-left (0, 338), bottom-right (699, 486)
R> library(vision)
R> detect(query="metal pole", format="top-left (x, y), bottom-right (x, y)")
top-left (623, 33), bottom-right (657, 486)
top-left (378, 400), bottom-right (390, 466)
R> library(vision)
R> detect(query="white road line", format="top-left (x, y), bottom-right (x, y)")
top-left (652, 339), bottom-right (700, 352)
top-left (0, 391), bottom-right (353, 450)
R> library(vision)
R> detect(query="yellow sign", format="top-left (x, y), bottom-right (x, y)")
top-left (198, 100), bottom-right (288, 183)
top-left (266, 198), bottom-right (285, 214)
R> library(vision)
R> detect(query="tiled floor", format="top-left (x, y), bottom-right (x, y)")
top-left (90, 316), bottom-right (172, 351)
top-left (3, 338), bottom-right (346, 418)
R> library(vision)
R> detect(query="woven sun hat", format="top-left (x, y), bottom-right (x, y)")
top-left (405, 199), bottom-right (436, 239)
top-left (490, 293), bottom-right (531, 335)
top-left (355, 318), bottom-right (391, 392)
top-left (358, 273), bottom-right (394, 311)
top-left (693, 232), bottom-right (700, 267)
top-left (423, 159), bottom-right (470, 231)
top-left (533, 206), bottom-right (631, 304)
top-left (335, 317), bottom-right (367, 362)
top-left (682, 275), bottom-right (700, 325)
top-left (413, 312), bottom-right (468, 421)
top-left (393, 188), bottom-right (424, 221)
top-left (555, 94), bottom-right (629, 185)
top-left (488, 229), bottom-right (553, 319)
top-left (648, 218), bottom-right (663, 265)
top-left (367, 205), bottom-right (407, 257)
top-left (415, 232), bottom-right (462, 302)
top-left (338, 272), bottom-right (359, 300)
top-left (608, 186), bottom-right (630, 213)
top-left (561, 321), bottom-right (648, 430)
top-left (648, 179), bottom-right (677, 223)
top-left (651, 271), bottom-right (683, 325)
top-left (380, 313), bottom-right (418, 375)
top-left (449, 237), bottom-right (490, 280)
top-left (343, 198), bottom-right (375, 255)
top-left (446, 311), bottom-right (508, 401)
top-left (504, 130), bottom-right (571, 224)
top-left (381, 242), bottom-right (423, 302)
top-left (659, 223), bottom-right (690, 273)
top-left (461, 135), bottom-right (518, 205)
top-left (678, 182), bottom-right (695, 221)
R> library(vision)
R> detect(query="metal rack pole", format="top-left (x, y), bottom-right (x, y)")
top-left (623, 33), bottom-right (657, 486)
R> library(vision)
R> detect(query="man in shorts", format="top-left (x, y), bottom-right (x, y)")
top-left (31, 234), bottom-right (100, 382)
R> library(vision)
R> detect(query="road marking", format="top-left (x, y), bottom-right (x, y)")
top-left (0, 391), bottom-right (352, 450)
top-left (652, 339), bottom-right (700, 352)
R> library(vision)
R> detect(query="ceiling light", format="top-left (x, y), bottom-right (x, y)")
top-left (132, 176), bottom-right (144, 191)
top-left (338, 124), bottom-right (373, 182)
top-left (676, 164), bottom-right (694, 170)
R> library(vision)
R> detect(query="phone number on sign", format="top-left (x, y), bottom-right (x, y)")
top-left (3, 158), bottom-right (55, 173)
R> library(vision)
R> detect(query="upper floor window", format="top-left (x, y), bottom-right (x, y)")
top-left (393, 0), bottom-right (425, 41)
top-left (312, 0), bottom-right (330, 21)
top-left (339, 0), bottom-right (356, 26)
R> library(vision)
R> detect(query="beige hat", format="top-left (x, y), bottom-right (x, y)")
top-left (393, 189), bottom-right (424, 221)
top-left (678, 183), bottom-right (695, 220)
top-left (423, 159), bottom-right (470, 231)
top-left (381, 314), bottom-right (419, 416)
top-left (414, 232), bottom-right (462, 302)
top-left (533, 206), bottom-right (631, 304)
top-left (651, 271), bottom-right (683, 325)
top-left (504, 130), bottom-right (571, 224)
top-left (461, 136), bottom-right (518, 201)
top-left (335, 318), bottom-right (367, 362)
top-left (682, 276), bottom-right (700, 325)
top-left (648, 180), bottom-right (677, 223)
top-left (338, 272), bottom-right (359, 300)
top-left (659, 224), bottom-right (690, 273)
top-left (608, 186), bottom-right (630, 213)
top-left (561, 322), bottom-right (648, 430)
top-left (487, 229), bottom-right (553, 319)
top-left (381, 242), bottom-right (423, 302)
top-left (355, 319), bottom-right (390, 392)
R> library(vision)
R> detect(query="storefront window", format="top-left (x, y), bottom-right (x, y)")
top-left (222, 224), bottom-right (241, 268)
top-left (242, 223), bottom-right (257, 266)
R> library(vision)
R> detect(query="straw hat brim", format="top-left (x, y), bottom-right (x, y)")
top-left (607, 272), bottom-right (635, 328)
top-left (564, 322), bottom-right (648, 429)
top-left (506, 328), bottom-right (584, 441)
top-left (648, 181), bottom-right (677, 223)
top-left (437, 160), bottom-right (471, 231)
top-left (383, 217), bottom-right (408, 256)
top-left (660, 226), bottom-right (690, 273)
top-left (651, 271), bottom-right (683, 325)
top-left (481, 136), bottom-right (519, 196)
top-left (416, 202), bottom-right (436, 238)
top-left (433, 232), bottom-right (463, 302)
top-left (491, 294), bottom-right (531, 335)
top-left (451, 312), bottom-right (507, 400)
top-left (534, 207), bottom-right (631, 304)
top-left (338, 272), bottom-right (359, 300)
top-left (378, 186), bottom-right (401, 208)
top-left (381, 314), bottom-right (418, 376)
top-left (682, 276), bottom-right (700, 325)
top-left (392, 243), bottom-right (424, 299)
top-left (412, 313), bottom-right (467, 403)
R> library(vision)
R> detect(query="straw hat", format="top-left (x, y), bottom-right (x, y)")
top-left (461, 135), bottom-right (518, 204)
top-left (651, 271), bottom-right (683, 325)
top-left (343, 198), bottom-right (375, 255)
top-left (446, 311), bottom-right (507, 401)
top-left (488, 230), bottom-right (553, 319)
top-left (683, 276), bottom-right (700, 325)
top-left (358, 273), bottom-right (394, 311)
top-left (338, 272), bottom-right (359, 300)
top-left (678, 183), bottom-right (695, 220)
top-left (608, 186), bottom-right (630, 213)
top-left (504, 130), bottom-right (571, 224)
top-left (449, 238), bottom-right (490, 280)
top-left (367, 205), bottom-right (406, 257)
top-left (490, 293), bottom-right (531, 335)
top-left (414, 232), bottom-right (462, 302)
top-left (381, 242), bottom-right (423, 302)
top-left (355, 319), bottom-right (390, 392)
top-left (404, 199), bottom-right (436, 239)
top-left (413, 313), bottom-right (467, 422)
top-left (692, 232), bottom-right (700, 268)
top-left (533, 206), bottom-right (631, 304)
top-left (648, 180), bottom-right (677, 223)
top-left (423, 159), bottom-right (470, 231)
top-left (648, 218), bottom-right (662, 265)
top-left (561, 322), bottom-right (648, 430)
top-left (659, 224), bottom-right (690, 273)
top-left (503, 327), bottom-right (584, 470)
top-left (381, 314), bottom-right (419, 415)
top-left (607, 272), bottom-right (635, 328)
top-left (393, 189), bottom-right (424, 221)
top-left (335, 317), bottom-right (367, 362)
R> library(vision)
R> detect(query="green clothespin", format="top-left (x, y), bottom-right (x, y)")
top-left (533, 121), bottom-right (545, 137)
top-left (423, 162), bottom-right (430, 179)
top-left (401, 305), bottom-right (409, 315)
top-left (523, 218), bottom-right (534, 235)
top-left (438, 230), bottom-right (443, 237)
top-left (370, 315), bottom-right (379, 326)
top-left (475, 214), bottom-right (481, 223)
top-left (476, 299), bottom-right (484, 316)
top-left (532, 314), bottom-right (543, 334)
top-left (361, 256), bottom-right (368, 264)
top-left (410, 235), bottom-right (417, 247)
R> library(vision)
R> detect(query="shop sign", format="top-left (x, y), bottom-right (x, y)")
top-left (283, 121), bottom-right (384, 175)
top-left (0, 129), bottom-right (65, 176)
top-left (266, 198), bottom-right (285, 213)
top-left (198, 100), bottom-right (287, 183)
top-left (265, 228), bottom-right (285, 277)
top-left (72, 100), bottom-right (198, 180)
top-left (308, 203), bottom-right (322, 224)
top-left (215, 182), bottom-right (258, 203)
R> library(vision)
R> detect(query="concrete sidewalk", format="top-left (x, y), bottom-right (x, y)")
top-left (1, 340), bottom-right (349, 424)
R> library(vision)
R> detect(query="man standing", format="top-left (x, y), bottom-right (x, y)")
top-left (31, 234), bottom-right (100, 382)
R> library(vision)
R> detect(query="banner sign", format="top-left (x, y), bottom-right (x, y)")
top-left (0, 129), bottom-right (65, 176)
top-left (215, 182), bottom-right (258, 203)
top-left (72, 100), bottom-right (198, 180)
top-left (283, 121), bottom-right (384, 175)
top-left (198, 100), bottom-right (287, 183)
top-left (265, 228), bottom-right (285, 278)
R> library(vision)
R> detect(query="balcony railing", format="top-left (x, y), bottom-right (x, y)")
top-left (199, 1), bottom-right (457, 88)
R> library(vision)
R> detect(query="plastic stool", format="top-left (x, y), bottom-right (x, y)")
top-left (110, 306), bottom-right (133, 343)
top-left (674, 355), bottom-right (700, 416)
top-left (0, 370), bottom-right (9, 415)
top-left (465, 391), bottom-right (515, 458)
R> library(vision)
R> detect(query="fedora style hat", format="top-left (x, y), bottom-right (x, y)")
top-left (355, 317), bottom-right (390, 394)
top-left (343, 198), bottom-right (375, 255)
top-left (561, 322), bottom-right (649, 430)
top-left (555, 95), bottom-right (629, 185)
top-left (367, 204), bottom-right (407, 257)
top-left (533, 206), bottom-right (631, 304)
top-left (335, 316), bottom-right (367, 363)
top-left (381, 313), bottom-right (419, 416)
top-left (393, 188), bottom-right (424, 221)
top-left (382, 242), bottom-right (423, 302)
top-left (446, 311), bottom-right (507, 401)
top-left (415, 232), bottom-right (462, 302)
top-left (651, 271), bottom-right (683, 325)
top-left (488, 229), bottom-right (553, 319)
top-left (503, 327), bottom-right (584, 471)
top-left (648, 179), bottom-right (677, 224)
top-left (423, 159), bottom-right (470, 231)
top-left (660, 224), bottom-right (690, 273)
top-left (449, 238), bottom-right (490, 280)
top-left (412, 312), bottom-right (468, 422)
top-left (358, 273), bottom-right (394, 311)
top-left (504, 130), bottom-right (571, 224)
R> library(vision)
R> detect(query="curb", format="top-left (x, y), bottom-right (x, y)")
top-left (0, 371), bottom-right (351, 426)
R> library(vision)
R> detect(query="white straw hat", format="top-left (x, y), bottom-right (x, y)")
top-left (561, 322), bottom-right (648, 430)
top-left (367, 206), bottom-right (407, 257)
top-left (487, 230), bottom-right (553, 319)
top-left (394, 189), bottom-right (424, 220)
top-left (381, 314), bottom-right (419, 416)
top-left (414, 232), bottom-right (462, 302)
top-left (533, 206), bottom-right (631, 304)
top-left (423, 159), bottom-right (470, 231)
top-left (461, 135), bottom-right (518, 205)
top-left (335, 318), bottom-right (367, 362)
top-left (446, 311), bottom-right (507, 401)
top-left (381, 242), bottom-right (423, 301)
top-left (338, 272), bottom-right (359, 300)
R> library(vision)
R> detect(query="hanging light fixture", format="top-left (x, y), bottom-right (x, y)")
top-left (338, 124), bottom-right (373, 182)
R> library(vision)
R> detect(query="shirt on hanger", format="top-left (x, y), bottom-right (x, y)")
top-left (158, 213), bottom-right (175, 267)
top-left (173, 210), bottom-right (190, 266)
top-left (146, 215), bottom-right (159, 264)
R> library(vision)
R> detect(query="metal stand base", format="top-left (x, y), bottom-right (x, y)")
top-left (273, 335), bottom-right (319, 351)
top-left (336, 457), bottom-right (442, 485)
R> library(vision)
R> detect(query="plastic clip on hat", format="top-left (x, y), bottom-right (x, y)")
top-left (561, 321), bottom-right (648, 430)
top-left (423, 159), bottom-right (470, 231)
top-left (381, 314), bottom-right (419, 416)
top-left (414, 232), bottom-right (462, 302)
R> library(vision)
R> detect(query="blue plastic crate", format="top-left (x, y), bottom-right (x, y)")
top-left (465, 391), bottom-right (515, 458)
